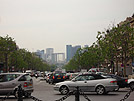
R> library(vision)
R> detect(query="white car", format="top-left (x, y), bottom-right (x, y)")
top-left (128, 78), bottom-right (134, 89)
top-left (0, 72), bottom-right (33, 98)
top-left (54, 74), bottom-right (118, 95)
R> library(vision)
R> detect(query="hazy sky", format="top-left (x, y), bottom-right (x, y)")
top-left (0, 0), bottom-right (134, 53)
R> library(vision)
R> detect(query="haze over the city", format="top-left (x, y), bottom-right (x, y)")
top-left (0, 0), bottom-right (134, 53)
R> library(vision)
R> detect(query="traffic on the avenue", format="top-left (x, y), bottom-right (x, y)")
top-left (0, 69), bottom-right (134, 101)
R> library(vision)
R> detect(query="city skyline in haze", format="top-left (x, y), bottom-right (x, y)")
top-left (0, 0), bottom-right (134, 53)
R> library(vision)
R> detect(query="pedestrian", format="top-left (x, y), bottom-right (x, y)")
top-left (115, 71), bottom-right (118, 75)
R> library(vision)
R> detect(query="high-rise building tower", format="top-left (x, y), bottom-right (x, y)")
top-left (66, 45), bottom-right (72, 62)
top-left (66, 45), bottom-right (81, 62)
top-left (72, 45), bottom-right (81, 57)
top-left (35, 50), bottom-right (45, 60)
top-left (46, 48), bottom-right (54, 61)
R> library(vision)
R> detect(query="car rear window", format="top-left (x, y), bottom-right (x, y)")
top-left (25, 75), bottom-right (32, 81)
top-left (54, 73), bottom-right (64, 76)
top-left (19, 74), bottom-right (32, 81)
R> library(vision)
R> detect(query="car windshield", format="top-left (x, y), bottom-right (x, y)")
top-left (74, 75), bottom-right (95, 81)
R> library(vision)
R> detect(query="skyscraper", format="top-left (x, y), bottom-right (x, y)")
top-left (46, 48), bottom-right (54, 61)
top-left (66, 45), bottom-right (72, 62)
top-left (66, 45), bottom-right (81, 62)
top-left (35, 50), bottom-right (45, 60)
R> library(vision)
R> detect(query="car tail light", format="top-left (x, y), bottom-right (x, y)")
top-left (24, 82), bottom-right (28, 87)
top-left (110, 81), bottom-right (117, 83)
top-left (125, 79), bottom-right (128, 82)
top-left (53, 76), bottom-right (55, 79)
top-left (63, 76), bottom-right (65, 79)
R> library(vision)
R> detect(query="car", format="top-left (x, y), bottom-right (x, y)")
top-left (54, 74), bottom-right (118, 95)
top-left (64, 73), bottom-right (71, 80)
top-left (69, 73), bottom-right (79, 80)
top-left (101, 74), bottom-right (128, 91)
top-left (88, 68), bottom-right (100, 74)
top-left (96, 72), bottom-right (106, 75)
top-left (128, 78), bottom-right (134, 90)
top-left (0, 72), bottom-right (34, 98)
top-left (36, 71), bottom-right (42, 77)
top-left (48, 73), bottom-right (66, 84)
top-left (25, 70), bottom-right (33, 77)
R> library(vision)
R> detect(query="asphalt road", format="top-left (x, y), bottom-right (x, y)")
top-left (0, 77), bottom-right (134, 101)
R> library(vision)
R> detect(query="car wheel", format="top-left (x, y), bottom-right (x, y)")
top-left (129, 82), bottom-right (134, 90)
top-left (96, 86), bottom-right (105, 95)
top-left (24, 92), bottom-right (31, 98)
top-left (14, 91), bottom-right (18, 98)
top-left (14, 89), bottom-right (19, 98)
top-left (51, 81), bottom-right (54, 84)
top-left (60, 86), bottom-right (69, 95)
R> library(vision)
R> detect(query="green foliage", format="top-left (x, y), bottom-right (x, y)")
top-left (96, 24), bottom-right (134, 76)
top-left (0, 35), bottom-right (50, 72)
top-left (65, 46), bottom-right (105, 71)
top-left (65, 23), bottom-right (134, 75)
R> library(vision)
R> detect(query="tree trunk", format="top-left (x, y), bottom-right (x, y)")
top-left (123, 52), bottom-right (127, 77)
top-left (5, 53), bottom-right (8, 72)
top-left (116, 60), bottom-right (118, 73)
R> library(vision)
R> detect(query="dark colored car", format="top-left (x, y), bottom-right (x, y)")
top-left (102, 74), bottom-right (128, 91)
top-left (48, 73), bottom-right (66, 84)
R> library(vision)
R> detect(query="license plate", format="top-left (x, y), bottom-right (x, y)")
top-left (57, 78), bottom-right (61, 79)
top-left (29, 84), bottom-right (32, 86)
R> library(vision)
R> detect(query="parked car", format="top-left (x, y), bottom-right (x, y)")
top-left (25, 70), bottom-right (32, 76)
top-left (0, 72), bottom-right (34, 98)
top-left (96, 72), bottom-right (106, 75)
top-left (48, 73), bottom-right (66, 84)
top-left (64, 73), bottom-right (71, 80)
top-left (54, 74), bottom-right (118, 95)
top-left (102, 74), bottom-right (128, 91)
top-left (69, 73), bottom-right (79, 80)
top-left (88, 68), bottom-right (100, 74)
top-left (128, 78), bottom-right (134, 90)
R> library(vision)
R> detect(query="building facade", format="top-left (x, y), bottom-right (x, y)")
top-left (117, 15), bottom-right (134, 75)
top-left (66, 45), bottom-right (81, 62)
top-left (35, 48), bottom-right (65, 65)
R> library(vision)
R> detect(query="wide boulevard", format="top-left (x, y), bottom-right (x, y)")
top-left (0, 77), bottom-right (134, 101)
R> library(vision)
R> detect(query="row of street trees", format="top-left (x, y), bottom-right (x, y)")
top-left (0, 35), bottom-right (50, 72)
top-left (64, 21), bottom-right (134, 76)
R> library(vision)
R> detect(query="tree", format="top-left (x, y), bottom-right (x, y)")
top-left (116, 25), bottom-right (134, 76)
top-left (96, 24), bottom-right (134, 76)
top-left (0, 35), bottom-right (50, 72)
top-left (0, 35), bottom-right (17, 72)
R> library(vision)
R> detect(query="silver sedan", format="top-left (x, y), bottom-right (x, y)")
top-left (0, 72), bottom-right (33, 97)
top-left (54, 74), bottom-right (118, 95)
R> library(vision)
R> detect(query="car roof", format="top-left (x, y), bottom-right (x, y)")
top-left (79, 73), bottom-right (101, 76)
top-left (0, 72), bottom-right (27, 75)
